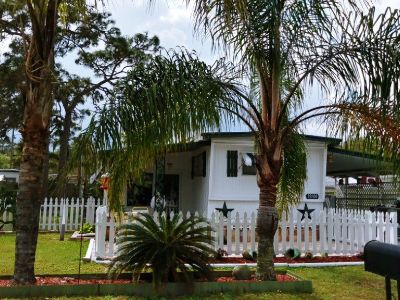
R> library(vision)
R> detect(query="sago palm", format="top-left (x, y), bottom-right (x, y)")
top-left (108, 213), bottom-right (215, 290)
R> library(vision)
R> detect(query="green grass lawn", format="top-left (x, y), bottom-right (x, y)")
top-left (0, 233), bottom-right (106, 275)
top-left (0, 233), bottom-right (397, 299)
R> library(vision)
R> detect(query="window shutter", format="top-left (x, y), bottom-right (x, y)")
top-left (202, 151), bottom-right (206, 177)
top-left (227, 150), bottom-right (238, 177)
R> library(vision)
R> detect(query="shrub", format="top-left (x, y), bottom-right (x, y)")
top-left (79, 223), bottom-right (95, 234)
top-left (215, 248), bottom-right (228, 260)
top-left (304, 251), bottom-right (313, 259)
top-left (108, 213), bottom-right (216, 290)
top-left (284, 248), bottom-right (300, 260)
top-left (242, 250), bottom-right (254, 261)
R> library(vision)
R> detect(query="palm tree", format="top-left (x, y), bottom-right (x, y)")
top-left (0, 1), bottom-right (101, 284)
top-left (189, 0), bottom-right (400, 280)
top-left (75, 1), bottom-right (400, 282)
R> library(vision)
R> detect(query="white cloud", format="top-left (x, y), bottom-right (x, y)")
top-left (159, 3), bottom-right (192, 24)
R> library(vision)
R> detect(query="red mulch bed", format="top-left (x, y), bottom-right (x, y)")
top-left (0, 277), bottom-right (133, 287)
top-left (0, 274), bottom-right (296, 287)
top-left (217, 274), bottom-right (295, 282)
top-left (0, 256), bottom-right (362, 287)
top-left (213, 255), bottom-right (363, 264)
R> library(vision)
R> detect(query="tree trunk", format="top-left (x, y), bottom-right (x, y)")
top-left (14, 0), bottom-right (58, 282)
top-left (14, 106), bottom-right (51, 283)
top-left (255, 147), bottom-right (281, 281)
top-left (256, 184), bottom-right (279, 281)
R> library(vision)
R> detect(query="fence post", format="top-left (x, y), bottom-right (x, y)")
top-left (311, 211), bottom-right (317, 254)
top-left (320, 210), bottom-right (326, 255)
top-left (281, 211), bottom-right (287, 254)
top-left (218, 212), bottom-right (224, 250)
top-left (304, 215), bottom-right (309, 253)
top-left (243, 212), bottom-right (248, 252)
top-left (107, 215), bottom-right (115, 257)
top-left (234, 212), bottom-right (240, 255)
top-left (250, 212), bottom-right (256, 253)
top-left (41, 198), bottom-right (48, 230)
top-left (60, 200), bottom-right (66, 241)
top-left (210, 212), bottom-right (216, 251)
top-left (95, 206), bottom-right (107, 258)
top-left (296, 210), bottom-right (302, 252)
top-left (289, 208), bottom-right (295, 250)
top-left (226, 212), bottom-right (232, 255)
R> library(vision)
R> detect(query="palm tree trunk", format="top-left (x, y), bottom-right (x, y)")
top-left (14, 109), bottom-right (49, 283)
top-left (256, 184), bottom-right (279, 281)
top-left (13, 0), bottom-right (58, 284)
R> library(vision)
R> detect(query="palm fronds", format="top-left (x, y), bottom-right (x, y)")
top-left (108, 213), bottom-right (215, 290)
top-left (276, 131), bottom-right (307, 215)
top-left (73, 49), bottom-right (243, 211)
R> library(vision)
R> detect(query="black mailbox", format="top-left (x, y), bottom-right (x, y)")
top-left (365, 240), bottom-right (400, 280)
top-left (364, 240), bottom-right (400, 299)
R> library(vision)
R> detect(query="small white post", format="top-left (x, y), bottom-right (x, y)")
top-left (60, 200), bottom-right (66, 241)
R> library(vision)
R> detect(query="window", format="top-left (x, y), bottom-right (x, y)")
top-left (227, 150), bottom-right (238, 177)
top-left (242, 153), bottom-right (256, 175)
top-left (191, 151), bottom-right (206, 178)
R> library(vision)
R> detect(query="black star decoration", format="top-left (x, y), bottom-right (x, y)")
top-left (216, 201), bottom-right (234, 217)
top-left (297, 203), bottom-right (315, 221)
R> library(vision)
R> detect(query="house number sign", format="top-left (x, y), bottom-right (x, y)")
top-left (306, 193), bottom-right (319, 199)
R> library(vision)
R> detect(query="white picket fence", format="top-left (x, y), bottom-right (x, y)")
top-left (0, 197), bottom-right (104, 231)
top-left (95, 207), bottom-right (398, 258)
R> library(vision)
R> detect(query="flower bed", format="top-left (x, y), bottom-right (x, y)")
top-left (0, 271), bottom-right (312, 297)
top-left (213, 255), bottom-right (363, 264)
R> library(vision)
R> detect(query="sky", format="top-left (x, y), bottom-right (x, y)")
top-left (104, 0), bottom-right (400, 63)
top-left (3, 0), bottom-right (400, 137)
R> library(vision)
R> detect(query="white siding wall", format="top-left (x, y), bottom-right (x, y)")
top-left (123, 136), bottom-right (328, 218)
top-left (207, 137), bottom-right (327, 216)
top-left (187, 147), bottom-right (210, 215)
top-left (208, 138), bottom-right (258, 217)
